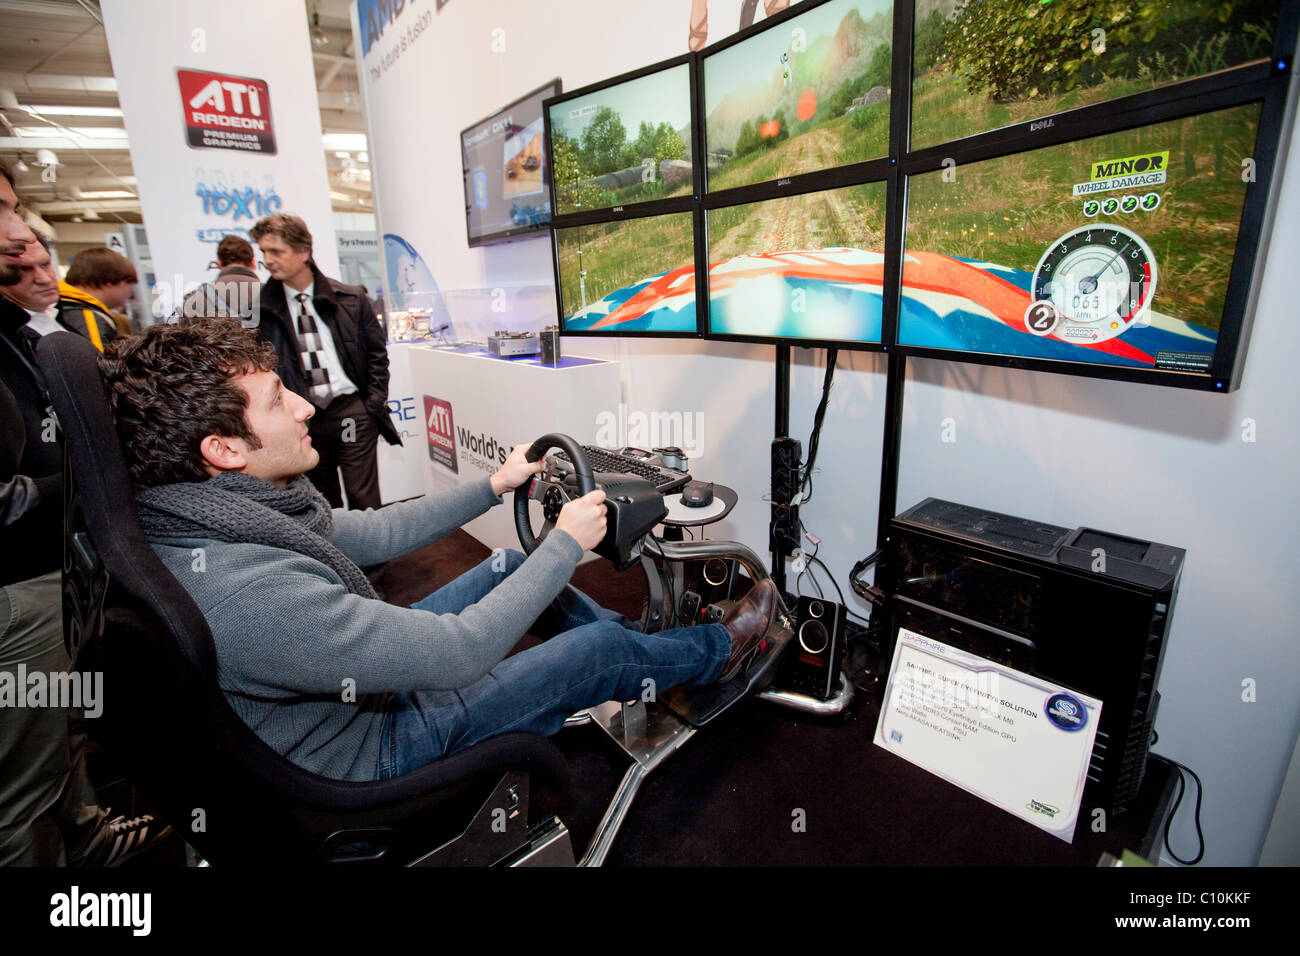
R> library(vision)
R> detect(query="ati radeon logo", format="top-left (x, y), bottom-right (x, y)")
top-left (177, 69), bottom-right (275, 154)
top-left (424, 396), bottom-right (458, 473)
top-left (188, 79), bottom-right (265, 121)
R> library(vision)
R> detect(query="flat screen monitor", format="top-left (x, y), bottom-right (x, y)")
top-left (703, 0), bottom-right (894, 193)
top-left (461, 79), bottom-right (561, 247)
top-left (898, 103), bottom-right (1262, 380)
top-left (706, 179), bottom-right (888, 344)
top-left (553, 210), bottom-right (699, 335)
top-left (911, 0), bottom-right (1280, 150)
top-left (547, 61), bottom-right (694, 218)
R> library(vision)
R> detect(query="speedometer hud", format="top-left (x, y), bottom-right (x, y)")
top-left (899, 105), bottom-right (1260, 372)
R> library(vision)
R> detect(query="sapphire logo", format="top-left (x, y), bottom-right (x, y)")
top-left (1045, 692), bottom-right (1088, 732)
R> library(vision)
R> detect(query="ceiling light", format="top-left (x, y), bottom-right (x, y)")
top-left (34, 148), bottom-right (60, 167)
top-left (311, 13), bottom-right (329, 49)
top-left (14, 159), bottom-right (29, 172)
top-left (25, 105), bottom-right (124, 118)
top-left (322, 132), bottom-right (367, 151)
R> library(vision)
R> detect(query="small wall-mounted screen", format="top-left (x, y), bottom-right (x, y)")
top-left (707, 180), bottom-right (888, 343)
top-left (548, 63), bottom-right (694, 217)
top-left (703, 0), bottom-right (894, 193)
top-left (462, 80), bottom-right (561, 246)
top-left (555, 211), bottom-right (699, 334)
top-left (899, 103), bottom-right (1261, 374)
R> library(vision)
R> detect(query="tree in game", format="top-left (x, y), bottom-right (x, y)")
top-left (580, 106), bottom-right (631, 175)
top-left (945, 0), bottom-right (1274, 102)
top-left (552, 129), bottom-right (605, 210)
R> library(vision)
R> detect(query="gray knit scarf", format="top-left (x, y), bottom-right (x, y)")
top-left (135, 471), bottom-right (376, 598)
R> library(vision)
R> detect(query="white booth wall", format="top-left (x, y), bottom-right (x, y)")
top-left (355, 0), bottom-right (1299, 865)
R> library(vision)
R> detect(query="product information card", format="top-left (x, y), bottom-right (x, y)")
top-left (874, 629), bottom-right (1103, 842)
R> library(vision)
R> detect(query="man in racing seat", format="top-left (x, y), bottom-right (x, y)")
top-left (99, 319), bottom-right (776, 781)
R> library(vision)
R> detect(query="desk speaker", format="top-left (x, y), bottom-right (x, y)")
top-left (779, 596), bottom-right (845, 700)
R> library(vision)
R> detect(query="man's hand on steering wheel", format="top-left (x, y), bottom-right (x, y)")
top-left (555, 489), bottom-right (607, 551)
top-left (491, 442), bottom-right (545, 497)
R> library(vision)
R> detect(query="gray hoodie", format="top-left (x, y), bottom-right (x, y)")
top-left (146, 476), bottom-right (584, 780)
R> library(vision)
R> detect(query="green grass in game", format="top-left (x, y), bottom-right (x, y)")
top-left (708, 103), bottom-right (891, 193)
top-left (555, 213), bottom-right (696, 320)
top-left (708, 180), bottom-right (887, 262)
top-left (905, 104), bottom-right (1260, 332)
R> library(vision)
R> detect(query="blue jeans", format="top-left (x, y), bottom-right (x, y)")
top-left (377, 550), bottom-right (731, 779)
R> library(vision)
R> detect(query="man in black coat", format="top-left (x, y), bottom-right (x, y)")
top-left (1, 162), bottom-right (167, 865)
top-left (249, 213), bottom-right (399, 510)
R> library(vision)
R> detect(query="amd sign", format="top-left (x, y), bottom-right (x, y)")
top-left (359, 0), bottom-right (451, 56)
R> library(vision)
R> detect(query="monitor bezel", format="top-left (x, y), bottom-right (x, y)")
top-left (544, 53), bottom-right (702, 227)
top-left (906, 1), bottom-right (1287, 155)
top-left (550, 204), bottom-right (706, 340)
top-left (892, 59), bottom-right (1294, 392)
top-left (700, 168), bottom-right (893, 352)
top-left (699, 0), bottom-right (896, 203)
top-left (461, 77), bottom-right (563, 249)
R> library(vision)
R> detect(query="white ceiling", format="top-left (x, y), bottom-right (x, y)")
top-left (0, 0), bottom-right (372, 230)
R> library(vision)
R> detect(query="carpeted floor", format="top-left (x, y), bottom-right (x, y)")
top-left (100, 527), bottom-right (1175, 867)
top-left (368, 531), bottom-right (1177, 867)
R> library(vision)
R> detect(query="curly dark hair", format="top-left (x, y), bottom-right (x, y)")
top-left (99, 318), bottom-right (278, 487)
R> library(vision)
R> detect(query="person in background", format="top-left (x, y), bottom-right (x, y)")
top-left (58, 247), bottom-right (138, 347)
top-left (1, 164), bottom-right (32, 276)
top-left (179, 234), bottom-right (261, 325)
top-left (250, 213), bottom-right (397, 511)
top-left (1, 235), bottom-right (61, 335)
top-left (0, 161), bottom-right (168, 866)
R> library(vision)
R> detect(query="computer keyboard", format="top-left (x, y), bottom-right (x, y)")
top-left (553, 446), bottom-right (690, 495)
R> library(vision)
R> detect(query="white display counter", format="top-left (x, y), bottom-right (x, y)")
top-left (377, 341), bottom-right (429, 504)
top-left (403, 344), bottom-right (622, 552)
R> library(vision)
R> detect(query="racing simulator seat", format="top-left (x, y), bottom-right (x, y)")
top-left (37, 330), bottom-right (799, 866)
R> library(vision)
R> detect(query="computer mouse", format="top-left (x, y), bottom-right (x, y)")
top-left (680, 481), bottom-right (714, 508)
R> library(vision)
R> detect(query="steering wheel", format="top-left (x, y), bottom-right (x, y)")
top-left (514, 433), bottom-right (596, 554)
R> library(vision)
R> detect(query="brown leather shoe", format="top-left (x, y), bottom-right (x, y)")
top-left (718, 579), bottom-right (777, 682)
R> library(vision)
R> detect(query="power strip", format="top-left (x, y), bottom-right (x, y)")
top-left (770, 437), bottom-right (802, 554)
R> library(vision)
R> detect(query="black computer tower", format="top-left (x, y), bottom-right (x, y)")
top-left (876, 498), bottom-right (1185, 815)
